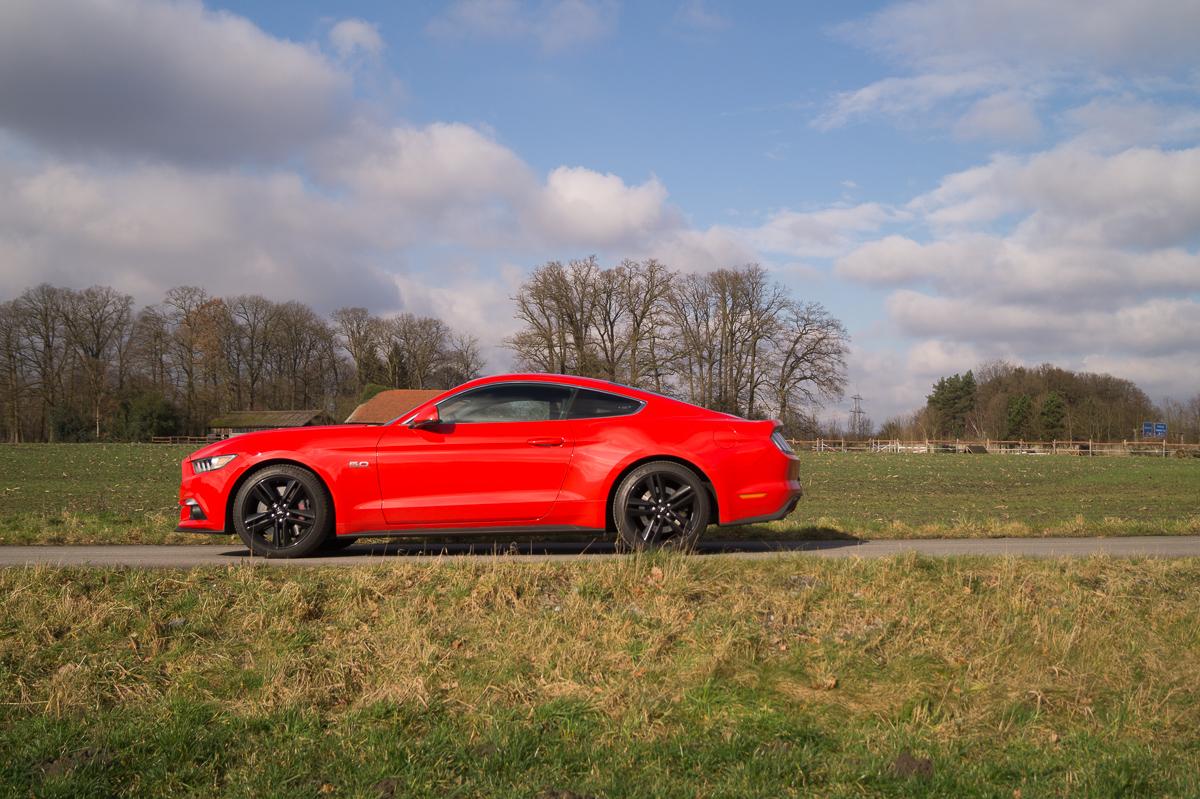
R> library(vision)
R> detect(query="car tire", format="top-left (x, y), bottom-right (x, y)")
top-left (232, 464), bottom-right (333, 559)
top-left (321, 535), bottom-right (357, 552)
top-left (613, 461), bottom-right (710, 551)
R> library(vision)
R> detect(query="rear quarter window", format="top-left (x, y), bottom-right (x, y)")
top-left (567, 388), bottom-right (643, 419)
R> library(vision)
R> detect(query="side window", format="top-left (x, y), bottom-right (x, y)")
top-left (566, 388), bottom-right (643, 419)
top-left (438, 384), bottom-right (575, 423)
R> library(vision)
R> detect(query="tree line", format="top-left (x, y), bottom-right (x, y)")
top-left (880, 362), bottom-right (1200, 443)
top-left (0, 259), bottom-right (849, 442)
top-left (0, 285), bottom-right (482, 442)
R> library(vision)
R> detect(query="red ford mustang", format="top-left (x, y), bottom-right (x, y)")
top-left (178, 373), bottom-right (803, 557)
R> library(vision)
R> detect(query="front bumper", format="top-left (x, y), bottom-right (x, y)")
top-left (177, 458), bottom-right (240, 534)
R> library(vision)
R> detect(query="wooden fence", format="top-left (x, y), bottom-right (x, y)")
top-left (150, 435), bottom-right (222, 445)
top-left (789, 438), bottom-right (1200, 457)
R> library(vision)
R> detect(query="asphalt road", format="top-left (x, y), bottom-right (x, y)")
top-left (2, 535), bottom-right (1199, 567)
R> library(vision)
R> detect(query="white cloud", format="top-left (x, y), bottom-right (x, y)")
top-left (1063, 97), bottom-right (1200, 150)
top-left (841, 0), bottom-right (1200, 74)
top-left (748, 203), bottom-right (899, 258)
top-left (838, 235), bottom-right (1200, 308)
top-left (329, 18), bottom-right (385, 60)
top-left (533, 167), bottom-right (674, 247)
top-left (673, 1), bottom-right (730, 33)
top-left (815, 71), bottom-right (1006, 130)
top-left (426, 0), bottom-right (618, 53)
top-left (887, 292), bottom-right (1200, 360)
top-left (952, 91), bottom-right (1042, 142)
top-left (321, 122), bottom-right (533, 209)
top-left (822, 0), bottom-right (1200, 138)
top-left (912, 145), bottom-right (1200, 249)
top-left (0, 0), bottom-right (351, 164)
top-left (0, 161), bottom-right (401, 310)
top-left (837, 135), bottom-right (1200, 416)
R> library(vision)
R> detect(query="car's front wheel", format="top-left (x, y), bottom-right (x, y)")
top-left (613, 461), bottom-right (710, 551)
top-left (232, 465), bottom-right (332, 558)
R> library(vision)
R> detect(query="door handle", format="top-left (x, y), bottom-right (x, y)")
top-left (527, 437), bottom-right (565, 447)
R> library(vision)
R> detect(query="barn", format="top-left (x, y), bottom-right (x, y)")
top-left (208, 409), bottom-right (334, 438)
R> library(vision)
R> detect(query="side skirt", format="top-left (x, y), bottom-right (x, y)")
top-left (331, 525), bottom-right (607, 539)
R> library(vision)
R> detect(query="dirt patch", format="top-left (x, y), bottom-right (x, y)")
top-left (891, 748), bottom-right (933, 779)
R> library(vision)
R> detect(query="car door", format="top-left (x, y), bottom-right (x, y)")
top-left (376, 382), bottom-right (576, 526)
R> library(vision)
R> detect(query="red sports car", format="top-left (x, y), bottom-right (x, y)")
top-left (178, 373), bottom-right (803, 557)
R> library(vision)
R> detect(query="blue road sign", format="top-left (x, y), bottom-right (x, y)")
top-left (1155, 423), bottom-right (1168, 437)
top-left (1142, 421), bottom-right (1154, 437)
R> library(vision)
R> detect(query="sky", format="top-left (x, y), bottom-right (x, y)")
top-left (1, 0), bottom-right (1198, 426)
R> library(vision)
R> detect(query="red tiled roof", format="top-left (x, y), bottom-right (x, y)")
top-left (345, 389), bottom-right (442, 423)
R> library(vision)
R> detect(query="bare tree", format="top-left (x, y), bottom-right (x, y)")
top-left (162, 286), bottom-right (211, 432)
top-left (384, 314), bottom-right (451, 390)
top-left (441, 332), bottom-right (485, 386)
top-left (226, 295), bottom-right (278, 409)
top-left (620, 259), bottom-right (672, 389)
top-left (0, 301), bottom-right (27, 442)
top-left (772, 301), bottom-right (848, 424)
top-left (331, 306), bottom-right (385, 389)
top-left (62, 286), bottom-right (133, 437)
top-left (17, 284), bottom-right (68, 441)
top-left (507, 259), bottom-right (850, 424)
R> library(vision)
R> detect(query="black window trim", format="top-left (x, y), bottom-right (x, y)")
top-left (404, 380), bottom-right (647, 425)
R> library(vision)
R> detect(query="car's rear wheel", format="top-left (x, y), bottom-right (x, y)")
top-left (232, 465), bottom-right (332, 558)
top-left (613, 461), bottom-right (710, 551)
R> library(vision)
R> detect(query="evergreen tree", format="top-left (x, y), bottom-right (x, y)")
top-left (926, 371), bottom-right (977, 437)
top-left (1006, 394), bottom-right (1034, 439)
top-left (1039, 391), bottom-right (1067, 439)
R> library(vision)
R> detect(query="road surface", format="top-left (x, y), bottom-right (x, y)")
top-left (1, 536), bottom-right (1199, 567)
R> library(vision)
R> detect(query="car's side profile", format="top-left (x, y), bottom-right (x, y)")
top-left (178, 373), bottom-right (803, 557)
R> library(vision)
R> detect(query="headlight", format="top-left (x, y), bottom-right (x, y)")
top-left (192, 454), bottom-right (238, 473)
top-left (771, 431), bottom-right (794, 454)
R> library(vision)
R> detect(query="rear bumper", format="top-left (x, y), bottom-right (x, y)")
top-left (722, 490), bottom-right (802, 526)
top-left (717, 452), bottom-right (803, 526)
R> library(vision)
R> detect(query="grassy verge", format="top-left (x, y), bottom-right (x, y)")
top-left (2, 555), bottom-right (1198, 797)
top-left (0, 444), bottom-right (1197, 545)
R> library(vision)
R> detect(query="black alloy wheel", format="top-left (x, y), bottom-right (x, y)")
top-left (613, 461), bottom-right (710, 551)
top-left (232, 464), bottom-right (332, 558)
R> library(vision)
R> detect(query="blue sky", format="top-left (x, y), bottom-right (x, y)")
top-left (1, 0), bottom-right (1198, 424)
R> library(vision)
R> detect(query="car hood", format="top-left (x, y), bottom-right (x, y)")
top-left (188, 424), bottom-right (379, 459)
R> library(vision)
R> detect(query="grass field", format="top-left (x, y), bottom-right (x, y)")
top-left (2, 555), bottom-right (1198, 797)
top-left (0, 444), bottom-right (1198, 545)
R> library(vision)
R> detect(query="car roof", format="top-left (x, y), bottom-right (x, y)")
top-left (459, 373), bottom-right (740, 417)
top-left (390, 373), bottom-right (736, 424)
top-left (461, 372), bottom-right (649, 397)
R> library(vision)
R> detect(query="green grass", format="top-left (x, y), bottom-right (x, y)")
top-left (0, 444), bottom-right (1197, 545)
top-left (2, 555), bottom-right (1199, 797)
top-left (765, 452), bottom-right (1200, 539)
top-left (0, 444), bottom-right (196, 545)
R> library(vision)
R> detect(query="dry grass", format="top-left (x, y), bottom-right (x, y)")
top-left (3, 555), bottom-right (1199, 796)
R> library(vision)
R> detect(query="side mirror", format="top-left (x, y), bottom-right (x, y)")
top-left (407, 406), bottom-right (441, 430)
